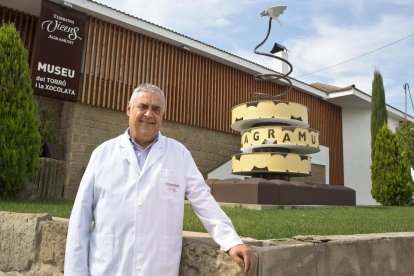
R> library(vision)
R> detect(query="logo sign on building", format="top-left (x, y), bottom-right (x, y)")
top-left (32, 0), bottom-right (86, 101)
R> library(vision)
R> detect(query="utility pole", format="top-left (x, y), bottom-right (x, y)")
top-left (403, 83), bottom-right (409, 120)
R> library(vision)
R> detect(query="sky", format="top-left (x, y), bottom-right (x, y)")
top-left (95, 0), bottom-right (414, 116)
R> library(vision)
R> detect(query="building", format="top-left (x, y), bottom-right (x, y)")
top-left (312, 83), bottom-right (413, 204)
top-left (1, 0), bottom-right (412, 204)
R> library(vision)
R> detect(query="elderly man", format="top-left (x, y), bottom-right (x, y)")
top-left (65, 83), bottom-right (257, 275)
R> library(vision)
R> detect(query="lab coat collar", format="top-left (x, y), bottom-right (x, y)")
top-left (141, 132), bottom-right (165, 173)
top-left (119, 130), bottom-right (165, 175)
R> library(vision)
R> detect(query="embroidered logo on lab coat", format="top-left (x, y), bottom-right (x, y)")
top-left (166, 182), bottom-right (180, 193)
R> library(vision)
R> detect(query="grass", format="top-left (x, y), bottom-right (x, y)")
top-left (0, 199), bottom-right (74, 219)
top-left (1, 199), bottom-right (414, 240)
top-left (184, 204), bottom-right (414, 240)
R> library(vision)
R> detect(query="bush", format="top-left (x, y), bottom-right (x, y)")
top-left (371, 124), bottom-right (413, 205)
top-left (396, 121), bottom-right (414, 168)
top-left (0, 24), bottom-right (41, 198)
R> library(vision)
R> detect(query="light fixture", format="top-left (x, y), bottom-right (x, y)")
top-left (179, 45), bottom-right (191, 51)
top-left (270, 43), bottom-right (287, 54)
top-left (61, 1), bottom-right (73, 8)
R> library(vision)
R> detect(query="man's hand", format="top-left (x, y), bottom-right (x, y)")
top-left (228, 244), bottom-right (258, 275)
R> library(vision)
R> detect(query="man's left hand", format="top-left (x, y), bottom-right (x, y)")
top-left (228, 244), bottom-right (258, 275)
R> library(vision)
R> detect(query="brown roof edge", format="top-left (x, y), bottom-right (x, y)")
top-left (311, 82), bottom-right (355, 94)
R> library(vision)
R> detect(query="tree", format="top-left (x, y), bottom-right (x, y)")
top-left (396, 121), bottom-right (414, 168)
top-left (370, 69), bottom-right (388, 161)
top-left (0, 24), bottom-right (41, 198)
top-left (371, 124), bottom-right (413, 206)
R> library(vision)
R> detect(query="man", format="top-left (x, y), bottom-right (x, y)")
top-left (65, 83), bottom-right (257, 275)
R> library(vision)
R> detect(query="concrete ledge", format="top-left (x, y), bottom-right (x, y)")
top-left (257, 233), bottom-right (414, 275)
top-left (1, 212), bottom-right (414, 275)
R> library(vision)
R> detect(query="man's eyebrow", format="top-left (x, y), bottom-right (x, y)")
top-left (137, 103), bottom-right (160, 107)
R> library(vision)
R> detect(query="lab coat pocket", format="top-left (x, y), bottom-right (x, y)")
top-left (89, 233), bottom-right (115, 274)
top-left (157, 235), bottom-right (182, 275)
top-left (159, 169), bottom-right (184, 203)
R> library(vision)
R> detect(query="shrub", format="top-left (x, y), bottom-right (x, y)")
top-left (371, 124), bottom-right (413, 205)
top-left (396, 121), bottom-right (414, 168)
top-left (0, 24), bottom-right (41, 198)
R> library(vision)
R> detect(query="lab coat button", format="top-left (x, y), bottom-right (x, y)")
top-left (137, 204), bottom-right (143, 209)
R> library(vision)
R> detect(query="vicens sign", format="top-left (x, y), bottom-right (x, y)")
top-left (32, 0), bottom-right (86, 102)
top-left (41, 14), bottom-right (82, 45)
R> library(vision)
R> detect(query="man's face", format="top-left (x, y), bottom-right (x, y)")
top-left (127, 90), bottom-right (164, 148)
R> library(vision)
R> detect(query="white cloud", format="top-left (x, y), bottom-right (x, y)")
top-left (94, 0), bottom-right (414, 115)
top-left (286, 13), bottom-right (414, 113)
top-left (98, 0), bottom-right (258, 33)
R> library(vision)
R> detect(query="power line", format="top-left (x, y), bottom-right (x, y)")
top-left (295, 33), bottom-right (414, 78)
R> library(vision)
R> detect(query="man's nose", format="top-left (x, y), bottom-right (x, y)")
top-left (144, 108), bottom-right (153, 117)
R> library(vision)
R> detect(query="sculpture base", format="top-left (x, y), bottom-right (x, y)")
top-left (206, 178), bottom-right (356, 206)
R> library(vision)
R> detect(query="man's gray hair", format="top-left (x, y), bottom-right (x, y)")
top-left (130, 83), bottom-right (165, 104)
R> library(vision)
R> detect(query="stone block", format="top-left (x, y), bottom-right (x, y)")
top-left (233, 179), bottom-right (260, 204)
top-left (0, 212), bottom-right (52, 272)
top-left (179, 236), bottom-right (246, 276)
top-left (36, 220), bottom-right (68, 274)
top-left (210, 179), bottom-right (235, 202)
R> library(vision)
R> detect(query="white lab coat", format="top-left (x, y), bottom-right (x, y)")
top-left (64, 131), bottom-right (243, 275)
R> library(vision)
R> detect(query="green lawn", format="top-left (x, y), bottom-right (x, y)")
top-left (0, 199), bottom-right (74, 219)
top-left (1, 199), bottom-right (413, 240)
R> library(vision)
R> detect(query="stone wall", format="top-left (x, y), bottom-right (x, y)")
top-left (35, 95), bottom-right (65, 146)
top-left (1, 211), bottom-right (414, 276)
top-left (61, 103), bottom-right (128, 198)
top-left (162, 120), bottom-right (240, 176)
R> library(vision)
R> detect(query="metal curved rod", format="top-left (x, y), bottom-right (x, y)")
top-left (253, 17), bottom-right (293, 98)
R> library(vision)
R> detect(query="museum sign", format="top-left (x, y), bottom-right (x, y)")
top-left (32, 0), bottom-right (86, 101)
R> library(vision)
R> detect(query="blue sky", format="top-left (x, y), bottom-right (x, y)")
top-left (95, 0), bottom-right (414, 116)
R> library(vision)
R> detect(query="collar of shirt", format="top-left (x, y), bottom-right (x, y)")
top-left (127, 129), bottom-right (159, 168)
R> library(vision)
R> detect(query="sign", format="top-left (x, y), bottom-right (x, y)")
top-left (32, 0), bottom-right (86, 101)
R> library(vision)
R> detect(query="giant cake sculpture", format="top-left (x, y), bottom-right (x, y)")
top-left (231, 99), bottom-right (319, 179)
top-left (207, 6), bottom-right (355, 206)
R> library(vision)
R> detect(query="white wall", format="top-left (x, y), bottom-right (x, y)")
top-left (342, 107), bottom-right (378, 205)
top-left (342, 107), bottom-right (405, 205)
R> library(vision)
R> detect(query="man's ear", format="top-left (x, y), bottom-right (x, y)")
top-left (127, 103), bottom-right (131, 116)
